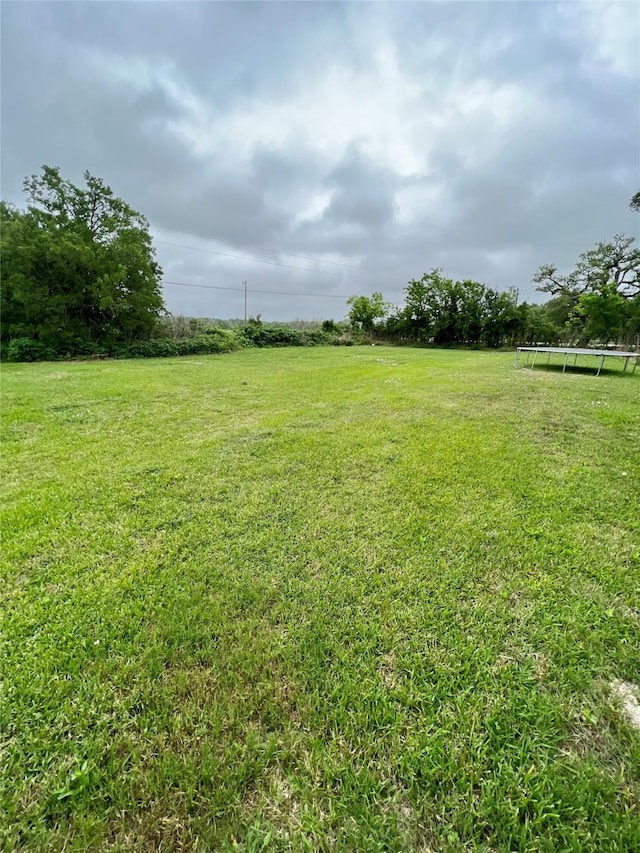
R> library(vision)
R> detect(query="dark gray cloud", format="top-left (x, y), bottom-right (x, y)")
top-left (322, 147), bottom-right (397, 229)
top-left (2, 0), bottom-right (638, 319)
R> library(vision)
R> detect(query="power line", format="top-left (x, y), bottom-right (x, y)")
top-left (163, 279), bottom-right (352, 299)
top-left (155, 239), bottom-right (342, 276)
top-left (4, 187), bottom-right (366, 277)
top-left (262, 247), bottom-right (360, 269)
top-left (163, 281), bottom-right (246, 293)
top-left (154, 224), bottom-right (361, 269)
top-left (3, 190), bottom-right (362, 273)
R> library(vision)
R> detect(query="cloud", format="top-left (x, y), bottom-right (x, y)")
top-left (560, 1), bottom-right (640, 78)
top-left (1, 0), bottom-right (638, 319)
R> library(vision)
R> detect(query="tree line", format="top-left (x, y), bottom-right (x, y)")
top-left (347, 229), bottom-right (639, 349)
top-left (2, 166), bottom-right (639, 360)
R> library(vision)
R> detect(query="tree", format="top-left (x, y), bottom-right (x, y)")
top-left (402, 269), bottom-right (450, 341)
top-left (515, 303), bottom-right (562, 346)
top-left (482, 287), bottom-right (519, 348)
top-left (1, 166), bottom-right (164, 351)
top-left (533, 234), bottom-right (639, 300)
top-left (441, 279), bottom-right (487, 345)
top-left (572, 283), bottom-right (627, 344)
top-left (630, 190), bottom-right (640, 212)
top-left (346, 292), bottom-right (389, 333)
top-left (402, 270), bottom-right (497, 346)
top-left (533, 234), bottom-right (640, 346)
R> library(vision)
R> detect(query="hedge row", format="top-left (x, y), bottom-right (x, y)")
top-left (240, 324), bottom-right (336, 348)
top-left (4, 325), bottom-right (343, 362)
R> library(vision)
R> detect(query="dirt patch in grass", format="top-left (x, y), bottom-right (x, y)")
top-left (610, 680), bottom-right (640, 732)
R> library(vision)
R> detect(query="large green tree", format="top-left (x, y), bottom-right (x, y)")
top-left (533, 234), bottom-right (640, 345)
top-left (1, 166), bottom-right (164, 350)
top-left (401, 269), bottom-right (514, 346)
top-left (402, 268), bottom-right (451, 342)
top-left (572, 284), bottom-right (627, 344)
top-left (481, 287), bottom-right (520, 348)
top-left (533, 234), bottom-right (639, 299)
top-left (346, 291), bottom-right (389, 333)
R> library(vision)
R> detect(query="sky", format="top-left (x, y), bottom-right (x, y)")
top-left (1, 0), bottom-right (639, 321)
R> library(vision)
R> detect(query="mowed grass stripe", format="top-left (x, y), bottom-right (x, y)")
top-left (1, 347), bottom-right (639, 851)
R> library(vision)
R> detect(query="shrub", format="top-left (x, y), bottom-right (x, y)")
top-left (301, 329), bottom-right (338, 346)
top-left (55, 338), bottom-right (110, 359)
top-left (198, 328), bottom-right (243, 353)
top-left (241, 323), bottom-right (303, 347)
top-left (112, 339), bottom-right (179, 359)
top-left (4, 322), bottom-right (328, 362)
top-left (6, 338), bottom-right (56, 362)
top-left (109, 328), bottom-right (243, 360)
top-left (240, 323), bottom-right (339, 348)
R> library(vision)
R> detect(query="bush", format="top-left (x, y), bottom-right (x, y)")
top-left (241, 323), bottom-right (302, 347)
top-left (113, 340), bottom-right (177, 358)
top-left (6, 338), bottom-right (56, 362)
top-left (197, 328), bottom-right (242, 353)
top-left (241, 323), bottom-right (339, 348)
top-left (110, 328), bottom-right (243, 360)
top-left (3, 322), bottom-right (332, 362)
top-left (46, 338), bottom-right (103, 359)
top-left (301, 329), bottom-right (339, 346)
top-left (156, 315), bottom-right (240, 340)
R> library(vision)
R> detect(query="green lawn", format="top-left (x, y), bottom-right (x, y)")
top-left (2, 347), bottom-right (639, 852)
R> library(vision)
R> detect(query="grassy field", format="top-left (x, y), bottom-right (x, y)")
top-left (2, 347), bottom-right (639, 852)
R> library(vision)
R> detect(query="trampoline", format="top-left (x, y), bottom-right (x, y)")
top-left (516, 346), bottom-right (638, 376)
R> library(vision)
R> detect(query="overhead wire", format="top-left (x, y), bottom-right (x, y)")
top-left (163, 280), bottom-right (351, 299)
top-left (4, 187), bottom-right (360, 269)
top-left (153, 224), bottom-right (361, 269)
top-left (4, 185), bottom-right (368, 302)
top-left (157, 230), bottom-right (367, 304)
top-left (155, 239), bottom-right (343, 276)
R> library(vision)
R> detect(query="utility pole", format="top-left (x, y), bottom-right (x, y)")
top-left (244, 280), bottom-right (248, 323)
